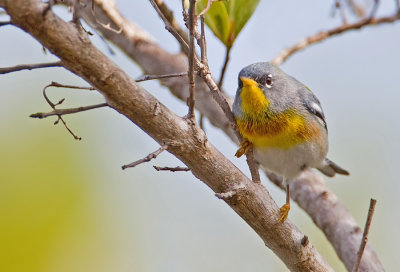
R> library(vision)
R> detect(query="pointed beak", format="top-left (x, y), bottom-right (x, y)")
top-left (240, 77), bottom-right (258, 87)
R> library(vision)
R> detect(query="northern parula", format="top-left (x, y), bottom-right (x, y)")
top-left (232, 62), bottom-right (349, 223)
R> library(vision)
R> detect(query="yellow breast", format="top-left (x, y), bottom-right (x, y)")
top-left (236, 113), bottom-right (317, 149)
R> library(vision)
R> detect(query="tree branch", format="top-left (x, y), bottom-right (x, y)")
top-left (122, 144), bottom-right (168, 170)
top-left (218, 46), bottom-right (231, 89)
top-left (153, 166), bottom-right (190, 172)
top-left (30, 102), bottom-right (108, 118)
top-left (353, 198), bottom-right (377, 272)
top-left (0, 61), bottom-right (62, 74)
top-left (1, 0), bottom-right (335, 270)
top-left (35, 81), bottom-right (97, 140)
top-left (154, 0), bottom-right (188, 48)
top-left (135, 72), bottom-right (187, 82)
top-left (186, 0), bottom-right (196, 120)
top-left (272, 10), bottom-right (400, 66)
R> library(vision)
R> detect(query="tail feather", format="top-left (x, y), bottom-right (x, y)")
top-left (317, 158), bottom-right (350, 177)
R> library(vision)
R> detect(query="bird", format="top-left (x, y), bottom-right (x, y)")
top-left (232, 62), bottom-right (349, 223)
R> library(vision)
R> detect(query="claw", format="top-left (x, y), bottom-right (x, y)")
top-left (277, 203), bottom-right (290, 223)
top-left (235, 139), bottom-right (252, 158)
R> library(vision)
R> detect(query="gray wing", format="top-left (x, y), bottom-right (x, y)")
top-left (298, 86), bottom-right (327, 130)
top-left (297, 87), bottom-right (350, 177)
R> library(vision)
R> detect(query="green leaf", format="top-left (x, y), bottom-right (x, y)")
top-left (196, 0), bottom-right (260, 47)
top-left (228, 0), bottom-right (260, 40)
top-left (196, 0), bottom-right (230, 44)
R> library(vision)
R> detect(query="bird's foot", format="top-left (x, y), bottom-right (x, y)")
top-left (277, 203), bottom-right (290, 223)
top-left (235, 139), bottom-right (252, 158)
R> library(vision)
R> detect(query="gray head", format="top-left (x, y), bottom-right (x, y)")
top-left (234, 62), bottom-right (310, 114)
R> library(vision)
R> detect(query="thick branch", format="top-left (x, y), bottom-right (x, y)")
top-left (2, 1), bottom-right (334, 270)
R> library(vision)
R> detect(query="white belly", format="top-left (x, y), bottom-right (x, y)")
top-left (254, 140), bottom-right (328, 183)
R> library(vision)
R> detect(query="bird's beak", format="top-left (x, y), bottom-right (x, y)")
top-left (240, 77), bottom-right (258, 87)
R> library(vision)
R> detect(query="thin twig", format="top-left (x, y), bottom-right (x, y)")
top-left (272, 11), bottom-right (400, 66)
top-left (0, 61), bottom-right (62, 74)
top-left (122, 144), bottom-right (168, 170)
top-left (44, 81), bottom-right (96, 92)
top-left (30, 102), bottom-right (108, 118)
top-left (352, 198), bottom-right (377, 272)
top-left (186, 0), bottom-right (196, 121)
top-left (135, 72), bottom-right (188, 82)
top-left (154, 0), bottom-right (189, 47)
top-left (198, 0), bottom-right (212, 17)
top-left (149, 0), bottom-right (191, 56)
top-left (39, 82), bottom-right (96, 140)
top-left (218, 46), bottom-right (231, 89)
top-left (153, 166), bottom-right (190, 172)
top-left (55, 115), bottom-right (82, 140)
top-left (199, 16), bottom-right (208, 66)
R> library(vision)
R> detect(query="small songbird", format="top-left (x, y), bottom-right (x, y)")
top-left (232, 62), bottom-right (349, 223)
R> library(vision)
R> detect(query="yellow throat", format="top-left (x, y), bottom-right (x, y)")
top-left (239, 77), bottom-right (270, 115)
top-left (237, 77), bottom-right (316, 149)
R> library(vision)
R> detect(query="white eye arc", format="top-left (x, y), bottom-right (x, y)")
top-left (265, 74), bottom-right (273, 88)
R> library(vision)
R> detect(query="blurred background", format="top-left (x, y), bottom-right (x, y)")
top-left (1, 0), bottom-right (399, 271)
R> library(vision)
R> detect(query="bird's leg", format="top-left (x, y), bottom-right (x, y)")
top-left (235, 139), bottom-right (253, 158)
top-left (278, 184), bottom-right (290, 223)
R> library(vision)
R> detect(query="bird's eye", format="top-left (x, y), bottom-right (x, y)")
top-left (265, 74), bottom-right (273, 88)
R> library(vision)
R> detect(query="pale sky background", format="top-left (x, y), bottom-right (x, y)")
top-left (1, 1), bottom-right (400, 271)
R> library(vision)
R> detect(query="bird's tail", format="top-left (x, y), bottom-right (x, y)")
top-left (317, 158), bottom-right (350, 177)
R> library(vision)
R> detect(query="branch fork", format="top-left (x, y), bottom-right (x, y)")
top-left (122, 144), bottom-right (169, 170)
